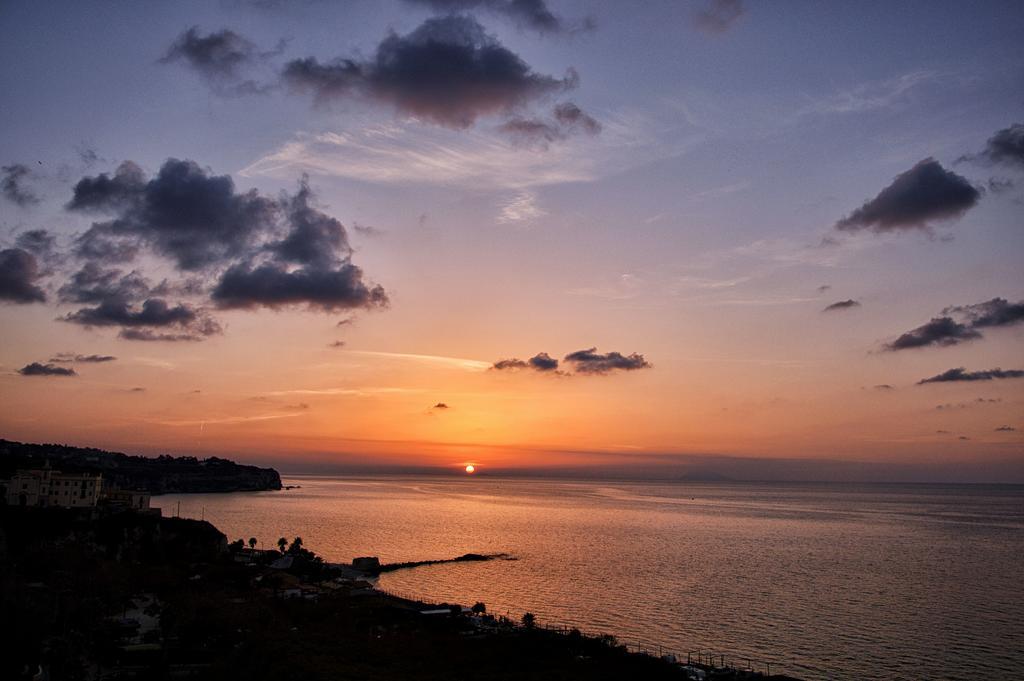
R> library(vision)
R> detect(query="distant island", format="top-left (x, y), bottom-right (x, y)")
top-left (0, 439), bottom-right (281, 494)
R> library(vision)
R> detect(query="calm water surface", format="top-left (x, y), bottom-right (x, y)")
top-left (154, 477), bottom-right (1024, 681)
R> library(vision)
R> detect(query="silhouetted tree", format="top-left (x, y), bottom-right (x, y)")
top-left (471, 602), bottom-right (487, 614)
top-left (248, 537), bottom-right (257, 550)
top-left (277, 537), bottom-right (287, 553)
top-left (522, 612), bottom-right (535, 629)
top-left (289, 536), bottom-right (303, 554)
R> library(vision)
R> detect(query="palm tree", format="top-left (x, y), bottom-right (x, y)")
top-left (277, 537), bottom-right (288, 553)
top-left (521, 612), bottom-right (535, 629)
top-left (290, 536), bottom-right (303, 554)
top-left (248, 537), bottom-right (257, 550)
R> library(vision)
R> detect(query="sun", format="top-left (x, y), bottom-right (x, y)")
top-left (465, 464), bottom-right (476, 474)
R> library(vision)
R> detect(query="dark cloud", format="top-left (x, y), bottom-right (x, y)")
top-left (958, 436), bottom-right (970, 441)
top-left (61, 296), bottom-right (222, 343)
top-left (693, 0), bottom-right (746, 34)
top-left (211, 177), bottom-right (387, 311)
top-left (433, 402), bottom-right (449, 409)
top-left (885, 297), bottom-right (1024, 351)
top-left (884, 317), bottom-right (981, 351)
top-left (965, 123), bottom-right (1024, 169)
top-left (353, 222), bottom-right (383, 237)
top-left (943, 297), bottom-right (1024, 330)
top-left (491, 351), bottom-right (560, 372)
top-left (130, 387), bottom-right (147, 392)
top-left (58, 263), bottom-right (151, 305)
top-left (160, 27), bottom-right (275, 95)
top-left (987, 177), bottom-right (1015, 193)
top-left (78, 146), bottom-right (102, 168)
top-left (328, 340), bottom-right (346, 348)
top-left (0, 248), bottom-right (47, 304)
top-left (1, 164), bottom-right (39, 206)
top-left (816, 285), bottom-right (831, 293)
top-left (15, 229), bottom-right (56, 256)
top-left (282, 15), bottom-right (577, 128)
top-left (60, 161), bottom-right (388, 335)
top-left (73, 229), bottom-right (141, 264)
top-left (995, 425), bottom-right (1016, 432)
top-left (19, 362), bottom-right (76, 377)
top-left (68, 159), bottom-right (278, 271)
top-left (918, 367), bottom-right (1024, 384)
top-left (492, 358), bottom-right (529, 370)
top-left (118, 329), bottom-right (211, 342)
top-left (528, 352), bottom-right (559, 371)
top-left (498, 118), bottom-right (563, 147)
top-left (49, 353), bottom-right (117, 363)
top-left (935, 398), bottom-right (1002, 410)
top-left (874, 384), bottom-right (895, 391)
top-left (401, 0), bottom-right (578, 34)
top-left (499, 101), bottom-right (601, 148)
top-left (269, 178), bottom-right (351, 269)
top-left (64, 298), bottom-right (202, 328)
top-left (823, 299), bottom-right (860, 312)
top-left (563, 347), bottom-right (651, 374)
top-left (835, 158), bottom-right (981, 233)
top-left (55, 265), bottom-right (218, 340)
top-left (161, 27), bottom-right (257, 79)
top-left (212, 262), bottom-right (388, 311)
top-left (553, 102), bottom-right (601, 134)
top-left (67, 160), bottom-right (146, 213)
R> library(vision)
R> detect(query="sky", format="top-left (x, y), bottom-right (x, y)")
top-left (1, 0), bottom-right (1022, 482)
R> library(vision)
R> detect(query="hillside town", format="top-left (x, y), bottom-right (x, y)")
top-left (3, 465), bottom-right (151, 511)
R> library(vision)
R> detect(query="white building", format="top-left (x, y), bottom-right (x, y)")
top-left (5, 468), bottom-right (103, 508)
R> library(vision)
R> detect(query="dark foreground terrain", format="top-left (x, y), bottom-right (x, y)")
top-left (0, 439), bottom-right (281, 493)
top-left (0, 506), bottom-right (797, 681)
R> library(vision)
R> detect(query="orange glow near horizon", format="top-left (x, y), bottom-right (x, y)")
top-left (465, 464), bottom-right (475, 474)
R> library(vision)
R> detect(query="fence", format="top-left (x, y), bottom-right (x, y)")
top-left (372, 586), bottom-right (781, 677)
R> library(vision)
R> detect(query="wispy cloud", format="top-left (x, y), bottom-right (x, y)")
top-left (158, 412), bottom-right (305, 426)
top-left (342, 350), bottom-right (492, 371)
top-left (240, 110), bottom-right (697, 191)
top-left (567, 273), bottom-right (643, 300)
top-left (497, 190), bottom-right (546, 224)
top-left (265, 386), bottom-right (428, 397)
top-left (799, 70), bottom-right (938, 116)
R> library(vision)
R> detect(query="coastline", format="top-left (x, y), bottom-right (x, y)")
top-left (0, 504), bottom-right (800, 680)
top-left (155, 475), bottom-right (1024, 681)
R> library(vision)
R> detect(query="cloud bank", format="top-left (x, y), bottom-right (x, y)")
top-left (54, 160), bottom-right (389, 340)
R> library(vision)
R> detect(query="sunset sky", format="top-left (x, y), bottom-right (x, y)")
top-left (1, 0), bottom-right (1022, 481)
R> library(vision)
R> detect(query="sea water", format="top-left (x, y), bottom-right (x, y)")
top-left (154, 477), bottom-right (1024, 680)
